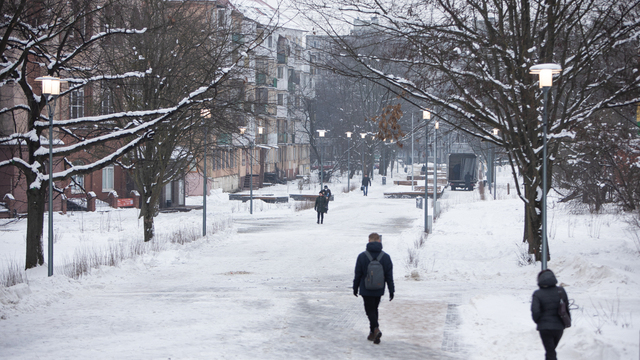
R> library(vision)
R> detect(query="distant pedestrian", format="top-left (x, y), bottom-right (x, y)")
top-left (361, 175), bottom-right (371, 196)
top-left (464, 172), bottom-right (472, 191)
top-left (353, 233), bottom-right (394, 344)
top-left (314, 191), bottom-right (328, 224)
top-left (321, 185), bottom-right (332, 212)
top-left (531, 269), bottom-right (570, 360)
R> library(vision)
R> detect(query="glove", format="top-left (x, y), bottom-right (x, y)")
top-left (389, 292), bottom-right (394, 301)
top-left (353, 289), bottom-right (358, 297)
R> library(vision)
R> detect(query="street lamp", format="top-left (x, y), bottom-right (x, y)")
top-left (240, 126), bottom-right (255, 214)
top-left (423, 109), bottom-right (431, 233)
top-left (317, 130), bottom-right (327, 189)
top-left (492, 128), bottom-right (499, 200)
top-left (530, 63), bottom-right (561, 270)
top-left (434, 120), bottom-right (439, 220)
top-left (346, 131), bottom-right (352, 192)
top-left (360, 132), bottom-right (367, 177)
top-left (251, 126), bottom-right (264, 214)
top-left (411, 113), bottom-right (415, 191)
top-left (35, 75), bottom-right (65, 277)
top-left (201, 109), bottom-right (211, 236)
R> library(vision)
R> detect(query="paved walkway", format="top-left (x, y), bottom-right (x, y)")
top-left (1, 187), bottom-right (467, 359)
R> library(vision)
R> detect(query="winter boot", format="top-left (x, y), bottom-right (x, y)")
top-left (367, 331), bottom-right (375, 341)
top-left (372, 327), bottom-right (382, 344)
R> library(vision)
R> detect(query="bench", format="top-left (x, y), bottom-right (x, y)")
top-left (228, 194), bottom-right (289, 203)
top-left (289, 194), bottom-right (334, 201)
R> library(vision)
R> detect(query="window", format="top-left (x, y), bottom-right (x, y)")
top-left (268, 35), bottom-right (272, 48)
top-left (70, 161), bottom-right (85, 194)
top-left (70, 89), bottom-right (84, 119)
top-left (277, 93), bottom-right (284, 106)
top-left (102, 165), bottom-right (114, 191)
top-left (277, 66), bottom-right (284, 79)
top-left (100, 87), bottom-right (114, 115)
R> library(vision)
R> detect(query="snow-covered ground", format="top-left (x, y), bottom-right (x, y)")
top-left (1, 166), bottom-right (638, 359)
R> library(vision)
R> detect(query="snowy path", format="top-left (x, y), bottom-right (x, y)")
top-left (0, 187), bottom-right (466, 359)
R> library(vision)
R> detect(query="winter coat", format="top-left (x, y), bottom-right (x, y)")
top-left (531, 270), bottom-right (570, 330)
top-left (353, 241), bottom-right (394, 297)
top-left (362, 177), bottom-right (371, 186)
top-left (321, 188), bottom-right (332, 199)
top-left (314, 195), bottom-right (328, 213)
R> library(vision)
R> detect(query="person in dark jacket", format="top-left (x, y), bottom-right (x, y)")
top-left (361, 175), bottom-right (372, 196)
top-left (353, 233), bottom-right (394, 344)
top-left (531, 269), bottom-right (570, 360)
top-left (464, 172), bottom-right (472, 191)
top-left (321, 185), bottom-right (332, 212)
top-left (314, 191), bottom-right (327, 224)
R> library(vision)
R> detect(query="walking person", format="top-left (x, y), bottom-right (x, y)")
top-left (531, 269), bottom-right (571, 360)
top-left (361, 175), bottom-right (372, 196)
top-left (314, 191), bottom-right (327, 224)
top-left (321, 185), bottom-right (332, 212)
top-left (353, 233), bottom-right (394, 344)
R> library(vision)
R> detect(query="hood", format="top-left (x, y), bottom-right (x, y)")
top-left (537, 270), bottom-right (558, 288)
top-left (366, 241), bottom-right (383, 253)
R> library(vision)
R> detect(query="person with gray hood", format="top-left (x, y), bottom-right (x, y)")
top-left (531, 269), bottom-right (570, 360)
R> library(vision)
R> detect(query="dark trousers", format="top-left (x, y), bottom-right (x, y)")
top-left (362, 185), bottom-right (369, 196)
top-left (362, 295), bottom-right (381, 332)
top-left (539, 329), bottom-right (563, 360)
top-left (316, 211), bottom-right (324, 223)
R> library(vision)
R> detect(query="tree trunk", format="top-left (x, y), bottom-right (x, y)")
top-left (143, 213), bottom-right (155, 242)
top-left (141, 199), bottom-right (156, 242)
top-left (25, 184), bottom-right (46, 269)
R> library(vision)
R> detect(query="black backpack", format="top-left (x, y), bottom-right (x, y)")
top-left (364, 251), bottom-right (385, 290)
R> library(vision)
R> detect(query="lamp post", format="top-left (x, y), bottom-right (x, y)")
top-left (317, 130), bottom-right (327, 190)
top-left (201, 109), bottom-right (211, 236)
top-left (433, 120), bottom-right (439, 220)
top-left (411, 113), bottom-right (414, 191)
top-left (423, 110), bottom-right (431, 233)
top-left (251, 126), bottom-right (263, 214)
top-left (239, 126), bottom-right (251, 214)
top-left (360, 132), bottom-right (367, 177)
top-left (530, 63), bottom-right (561, 270)
top-left (35, 76), bottom-right (64, 277)
top-left (492, 128), bottom-right (499, 200)
top-left (346, 131), bottom-right (352, 192)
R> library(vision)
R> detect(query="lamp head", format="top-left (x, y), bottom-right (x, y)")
top-left (258, 126), bottom-right (264, 134)
top-left (35, 76), bottom-right (66, 96)
top-left (530, 63), bottom-right (562, 88)
top-left (360, 132), bottom-right (367, 139)
top-left (239, 126), bottom-right (247, 135)
top-left (435, 121), bottom-right (439, 130)
top-left (201, 109), bottom-right (211, 118)
top-left (316, 129), bottom-right (327, 137)
top-left (492, 128), bottom-right (499, 136)
top-left (345, 131), bottom-right (352, 138)
top-left (423, 110), bottom-right (431, 120)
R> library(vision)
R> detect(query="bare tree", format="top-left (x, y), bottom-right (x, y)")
top-left (556, 108), bottom-right (640, 213)
top-left (299, 0), bottom-right (640, 261)
top-left (0, 0), bottom-right (237, 268)
top-left (100, 0), bottom-right (257, 241)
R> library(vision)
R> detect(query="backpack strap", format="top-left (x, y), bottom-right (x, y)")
top-left (365, 251), bottom-right (385, 261)
top-left (365, 251), bottom-right (373, 261)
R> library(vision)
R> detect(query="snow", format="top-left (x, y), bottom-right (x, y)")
top-left (0, 167), bottom-right (638, 359)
